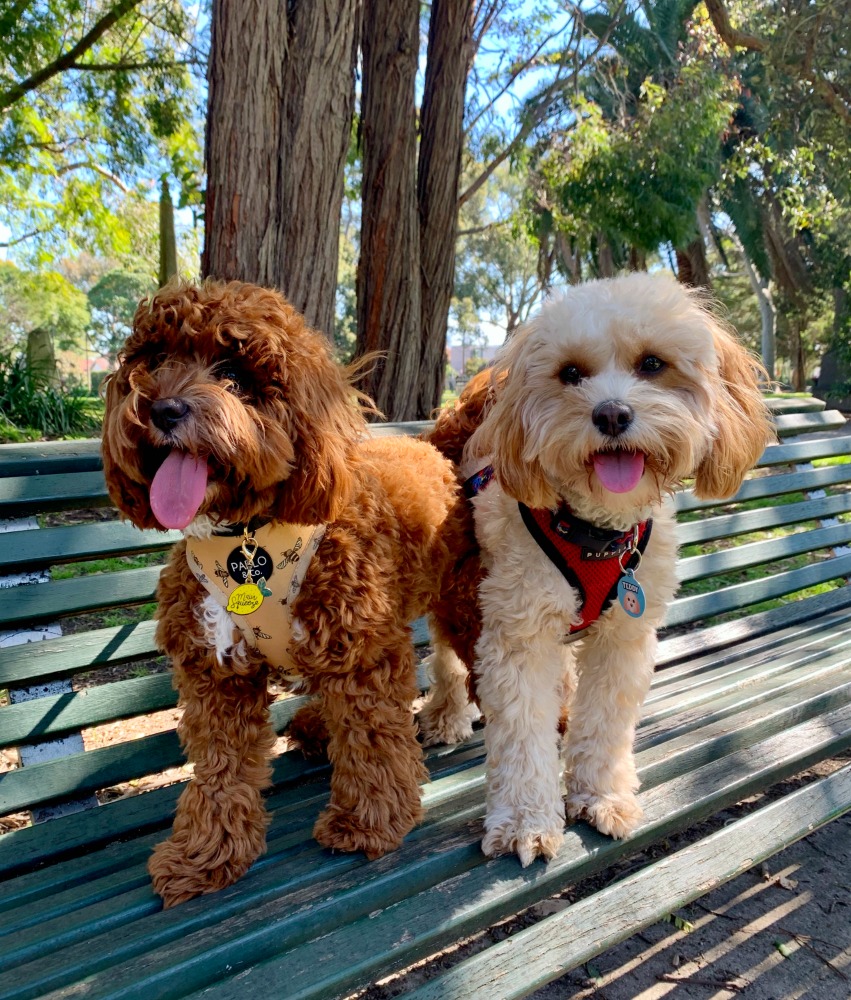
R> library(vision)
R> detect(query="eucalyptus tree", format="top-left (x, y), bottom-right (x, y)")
top-left (0, 0), bottom-right (203, 262)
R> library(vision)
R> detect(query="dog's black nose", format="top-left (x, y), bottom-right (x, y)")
top-left (592, 400), bottom-right (634, 437)
top-left (151, 397), bottom-right (190, 432)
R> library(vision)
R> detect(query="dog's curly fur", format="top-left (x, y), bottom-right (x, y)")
top-left (102, 279), bottom-right (463, 907)
top-left (419, 273), bottom-right (774, 866)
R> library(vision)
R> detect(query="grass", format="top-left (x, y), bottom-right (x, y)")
top-left (50, 552), bottom-right (166, 580)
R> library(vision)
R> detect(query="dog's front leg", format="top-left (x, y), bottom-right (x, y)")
top-left (148, 654), bottom-right (275, 907)
top-left (148, 555), bottom-right (276, 907)
top-left (563, 620), bottom-right (656, 839)
top-left (311, 642), bottom-right (428, 859)
top-left (476, 592), bottom-right (568, 866)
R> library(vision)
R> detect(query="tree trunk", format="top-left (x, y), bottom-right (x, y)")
top-left (26, 327), bottom-right (57, 385)
top-left (355, 0), bottom-right (421, 418)
top-left (675, 237), bottom-right (711, 288)
top-left (416, 0), bottom-right (476, 419)
top-left (203, 0), bottom-right (359, 337)
top-left (738, 241), bottom-right (776, 383)
top-left (158, 177), bottom-right (178, 288)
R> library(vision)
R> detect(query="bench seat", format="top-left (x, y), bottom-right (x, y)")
top-left (1, 406), bottom-right (850, 999)
top-left (1, 591), bottom-right (850, 1000)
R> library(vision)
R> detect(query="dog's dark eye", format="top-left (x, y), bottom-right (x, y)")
top-left (216, 364), bottom-right (245, 393)
top-left (638, 356), bottom-right (666, 375)
top-left (558, 364), bottom-right (585, 386)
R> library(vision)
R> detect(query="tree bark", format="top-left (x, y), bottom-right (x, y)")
top-left (737, 239), bottom-right (776, 383)
top-left (158, 177), bottom-right (178, 288)
top-left (675, 237), bottom-right (711, 288)
top-left (355, 0), bottom-right (422, 418)
top-left (416, 0), bottom-right (476, 418)
top-left (203, 0), bottom-right (359, 337)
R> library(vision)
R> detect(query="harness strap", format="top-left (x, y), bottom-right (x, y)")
top-left (186, 521), bottom-right (325, 669)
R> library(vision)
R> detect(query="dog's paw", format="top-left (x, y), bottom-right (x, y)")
top-left (148, 837), bottom-right (254, 908)
top-left (313, 804), bottom-right (417, 861)
top-left (482, 820), bottom-right (564, 867)
top-left (482, 803), bottom-right (564, 867)
top-left (417, 696), bottom-right (480, 747)
top-left (565, 788), bottom-right (643, 840)
top-left (287, 701), bottom-right (330, 759)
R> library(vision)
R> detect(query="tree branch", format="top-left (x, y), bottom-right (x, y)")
top-left (69, 57), bottom-right (202, 73)
top-left (0, 0), bottom-right (145, 111)
top-left (56, 161), bottom-right (130, 192)
top-left (704, 0), bottom-right (767, 52)
top-left (0, 229), bottom-right (43, 248)
top-left (459, 2), bottom-right (625, 208)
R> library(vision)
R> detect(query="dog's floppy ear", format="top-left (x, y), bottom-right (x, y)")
top-left (469, 330), bottom-right (558, 509)
top-left (271, 327), bottom-right (364, 525)
top-left (101, 364), bottom-right (163, 530)
top-left (693, 321), bottom-right (774, 500)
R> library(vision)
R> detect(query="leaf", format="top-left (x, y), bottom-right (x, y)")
top-left (774, 939), bottom-right (795, 959)
top-left (664, 912), bottom-right (695, 933)
top-left (585, 961), bottom-right (604, 984)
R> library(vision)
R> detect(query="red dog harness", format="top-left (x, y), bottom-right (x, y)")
top-left (465, 465), bottom-right (652, 633)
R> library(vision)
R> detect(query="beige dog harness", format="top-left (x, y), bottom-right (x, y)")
top-left (186, 521), bottom-right (324, 670)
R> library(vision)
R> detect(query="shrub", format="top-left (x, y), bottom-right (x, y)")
top-left (0, 352), bottom-right (101, 440)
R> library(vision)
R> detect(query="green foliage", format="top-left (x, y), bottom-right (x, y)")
top-left (0, 350), bottom-right (100, 439)
top-left (0, 1), bottom-right (204, 263)
top-left (0, 259), bottom-right (90, 351)
top-left (534, 54), bottom-right (736, 266)
top-left (88, 268), bottom-right (155, 364)
top-left (454, 162), bottom-right (544, 339)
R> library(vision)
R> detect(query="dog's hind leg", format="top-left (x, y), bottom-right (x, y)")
top-left (311, 639), bottom-right (429, 859)
top-left (417, 634), bottom-right (480, 746)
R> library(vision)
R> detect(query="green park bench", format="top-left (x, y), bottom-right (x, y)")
top-left (1, 398), bottom-right (850, 1000)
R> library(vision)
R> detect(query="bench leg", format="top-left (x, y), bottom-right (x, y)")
top-left (311, 644), bottom-right (429, 860)
top-left (148, 659), bottom-right (276, 908)
top-left (563, 625), bottom-right (656, 839)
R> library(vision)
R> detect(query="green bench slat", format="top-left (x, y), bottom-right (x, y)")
top-left (651, 609), bottom-right (851, 703)
top-left (0, 674), bottom-right (177, 750)
top-left (774, 410), bottom-right (847, 438)
top-left (666, 552), bottom-right (851, 627)
top-left (0, 471), bottom-right (110, 517)
top-left (656, 586), bottom-right (851, 669)
top-left (154, 707), bottom-right (851, 1000)
top-left (773, 409), bottom-right (846, 437)
top-left (676, 460), bottom-right (851, 513)
top-left (677, 491), bottom-right (851, 546)
top-left (0, 567), bottom-right (161, 629)
top-left (0, 621), bottom-right (161, 687)
top-left (0, 440), bottom-right (103, 478)
top-left (4, 698), bottom-right (848, 1000)
top-left (0, 523), bottom-right (177, 575)
top-left (756, 432), bottom-right (851, 467)
top-left (764, 396), bottom-right (826, 414)
top-left (401, 765), bottom-right (851, 1000)
top-left (0, 695), bottom-right (304, 815)
top-left (0, 730), bottom-right (182, 816)
top-left (678, 521), bottom-right (851, 584)
top-left (0, 616), bottom-right (429, 693)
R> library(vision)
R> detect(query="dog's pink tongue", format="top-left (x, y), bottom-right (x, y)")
top-left (593, 451), bottom-right (645, 494)
top-left (150, 451), bottom-right (209, 529)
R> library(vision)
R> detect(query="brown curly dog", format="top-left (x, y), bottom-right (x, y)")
top-left (102, 279), bottom-right (463, 907)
